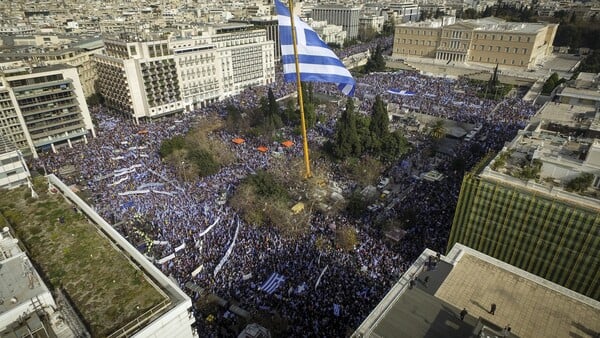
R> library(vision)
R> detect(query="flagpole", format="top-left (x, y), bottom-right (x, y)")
top-left (287, 0), bottom-right (312, 179)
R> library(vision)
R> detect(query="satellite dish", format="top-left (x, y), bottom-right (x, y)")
top-left (13, 239), bottom-right (18, 244)
top-left (2, 227), bottom-right (8, 232)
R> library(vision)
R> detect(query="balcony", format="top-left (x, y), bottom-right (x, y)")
top-left (32, 127), bottom-right (87, 147)
top-left (21, 102), bottom-right (78, 117)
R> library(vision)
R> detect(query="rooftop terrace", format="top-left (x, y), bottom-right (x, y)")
top-left (436, 247), bottom-right (600, 338)
top-left (354, 245), bottom-right (600, 338)
top-left (0, 177), bottom-right (168, 337)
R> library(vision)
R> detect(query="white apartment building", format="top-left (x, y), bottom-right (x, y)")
top-left (95, 26), bottom-right (275, 122)
top-left (310, 20), bottom-right (347, 46)
top-left (0, 134), bottom-right (30, 190)
top-left (0, 65), bottom-right (95, 158)
top-left (0, 37), bottom-right (104, 98)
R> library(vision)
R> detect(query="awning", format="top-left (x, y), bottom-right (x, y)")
top-left (232, 138), bottom-right (245, 144)
top-left (281, 140), bottom-right (294, 148)
top-left (257, 146), bottom-right (268, 153)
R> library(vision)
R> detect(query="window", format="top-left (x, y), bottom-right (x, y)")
top-left (505, 47), bottom-right (509, 52)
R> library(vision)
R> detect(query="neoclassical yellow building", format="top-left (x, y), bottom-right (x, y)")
top-left (392, 17), bottom-right (558, 69)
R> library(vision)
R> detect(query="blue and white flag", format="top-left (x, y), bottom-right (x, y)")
top-left (260, 273), bottom-right (286, 294)
top-left (333, 303), bottom-right (341, 317)
top-left (387, 89), bottom-right (416, 96)
top-left (275, 0), bottom-right (355, 96)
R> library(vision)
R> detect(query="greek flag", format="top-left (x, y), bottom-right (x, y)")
top-left (260, 273), bottom-right (286, 294)
top-left (275, 0), bottom-right (355, 96)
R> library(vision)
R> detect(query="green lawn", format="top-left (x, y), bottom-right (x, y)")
top-left (0, 177), bottom-right (167, 337)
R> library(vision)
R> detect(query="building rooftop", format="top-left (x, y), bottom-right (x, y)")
top-left (0, 230), bottom-right (48, 317)
top-left (0, 176), bottom-right (170, 337)
top-left (482, 99), bottom-right (599, 203)
top-left (396, 16), bottom-right (548, 34)
top-left (558, 86), bottom-right (600, 102)
top-left (354, 244), bottom-right (600, 338)
top-left (436, 247), bottom-right (600, 338)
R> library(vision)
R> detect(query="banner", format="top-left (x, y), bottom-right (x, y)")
top-left (157, 253), bottom-right (176, 264)
top-left (315, 265), bottom-right (328, 289)
top-left (198, 217), bottom-right (220, 237)
top-left (213, 219), bottom-right (241, 277)
top-left (118, 190), bottom-right (150, 196)
top-left (191, 265), bottom-right (204, 277)
top-left (174, 242), bottom-right (186, 252)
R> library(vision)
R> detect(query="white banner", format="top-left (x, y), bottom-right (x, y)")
top-left (118, 190), bottom-right (150, 196)
top-left (191, 265), bottom-right (204, 277)
top-left (152, 190), bottom-right (174, 196)
top-left (213, 219), bottom-right (241, 277)
top-left (315, 265), bottom-right (329, 289)
top-left (157, 253), bottom-right (175, 264)
top-left (174, 242), bottom-right (186, 252)
top-left (153, 240), bottom-right (169, 245)
top-left (108, 176), bottom-right (129, 187)
top-left (198, 217), bottom-right (220, 237)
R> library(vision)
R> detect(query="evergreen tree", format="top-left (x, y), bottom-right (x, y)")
top-left (369, 95), bottom-right (389, 153)
top-left (382, 16), bottom-right (395, 36)
top-left (363, 44), bottom-right (386, 73)
top-left (301, 83), bottom-right (316, 128)
top-left (381, 131), bottom-right (410, 162)
top-left (260, 88), bottom-right (282, 133)
top-left (332, 98), bottom-right (361, 159)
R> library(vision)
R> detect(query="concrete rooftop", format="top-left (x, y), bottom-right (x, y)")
top-left (435, 252), bottom-right (600, 338)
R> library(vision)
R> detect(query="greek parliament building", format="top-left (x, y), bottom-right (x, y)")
top-left (94, 24), bottom-right (275, 123)
top-left (392, 16), bottom-right (558, 69)
top-left (448, 97), bottom-right (600, 300)
top-left (0, 65), bottom-right (95, 158)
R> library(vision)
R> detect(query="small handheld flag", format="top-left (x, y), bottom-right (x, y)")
top-left (276, 0), bottom-right (355, 96)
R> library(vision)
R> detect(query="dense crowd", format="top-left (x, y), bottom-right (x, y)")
top-left (34, 55), bottom-right (537, 336)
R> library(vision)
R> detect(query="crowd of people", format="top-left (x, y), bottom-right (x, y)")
top-left (34, 55), bottom-right (538, 336)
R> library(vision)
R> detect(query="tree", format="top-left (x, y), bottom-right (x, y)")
top-left (159, 136), bottom-right (185, 158)
top-left (363, 44), bottom-right (386, 73)
top-left (541, 72), bottom-right (562, 94)
top-left (332, 98), bottom-right (361, 159)
top-left (345, 192), bottom-right (367, 218)
top-left (301, 83), bottom-right (316, 128)
top-left (429, 119), bottom-right (446, 140)
top-left (463, 8), bottom-right (479, 19)
top-left (482, 6), bottom-right (493, 17)
top-left (335, 227), bottom-right (357, 251)
top-left (382, 16), bottom-right (395, 36)
top-left (225, 103), bottom-right (244, 133)
top-left (565, 173), bottom-right (594, 192)
top-left (380, 131), bottom-right (409, 162)
top-left (259, 88), bottom-right (283, 134)
top-left (187, 148), bottom-right (220, 177)
top-left (368, 95), bottom-right (389, 153)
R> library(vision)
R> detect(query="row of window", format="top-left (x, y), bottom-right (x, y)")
top-left (399, 29), bottom-right (534, 44)
top-left (473, 45), bottom-right (528, 54)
